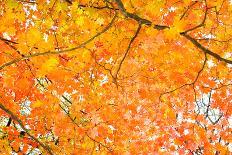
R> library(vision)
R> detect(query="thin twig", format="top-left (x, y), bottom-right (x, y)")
top-left (114, 24), bottom-right (141, 80)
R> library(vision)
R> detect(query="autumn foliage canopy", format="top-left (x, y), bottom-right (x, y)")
top-left (0, 0), bottom-right (232, 154)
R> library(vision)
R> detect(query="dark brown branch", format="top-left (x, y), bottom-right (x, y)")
top-left (16, 0), bottom-right (37, 4)
top-left (208, 113), bottom-right (223, 125)
top-left (6, 117), bottom-right (12, 127)
top-left (58, 104), bottom-right (80, 127)
top-left (64, 0), bottom-right (72, 4)
top-left (0, 37), bottom-right (18, 44)
top-left (180, 1), bottom-right (198, 20)
top-left (182, 0), bottom-right (208, 33)
top-left (192, 52), bottom-right (207, 84)
top-left (114, 24), bottom-right (141, 80)
top-left (114, 0), bottom-right (169, 30)
top-left (114, 0), bottom-right (232, 65)
top-left (91, 49), bottom-right (116, 83)
top-left (205, 90), bottom-right (212, 118)
top-left (79, 4), bottom-right (118, 10)
top-left (86, 134), bottom-right (113, 152)
top-left (0, 102), bottom-right (54, 155)
top-left (181, 33), bottom-right (232, 64)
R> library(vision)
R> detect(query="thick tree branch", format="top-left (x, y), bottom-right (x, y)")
top-left (114, 0), bottom-right (169, 30)
top-left (0, 102), bottom-right (54, 155)
top-left (181, 33), bottom-right (232, 64)
top-left (0, 37), bottom-right (18, 44)
top-left (114, 0), bottom-right (232, 65)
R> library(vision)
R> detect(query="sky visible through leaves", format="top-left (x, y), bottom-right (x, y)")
top-left (0, 0), bottom-right (232, 154)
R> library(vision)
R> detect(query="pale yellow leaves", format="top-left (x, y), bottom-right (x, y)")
top-left (183, 0), bottom-right (192, 5)
top-left (75, 16), bottom-right (85, 26)
top-left (37, 57), bottom-right (59, 77)
top-left (164, 18), bottom-right (186, 40)
top-left (32, 100), bottom-right (44, 108)
top-left (96, 18), bottom-right (105, 25)
top-left (145, 0), bottom-right (164, 15)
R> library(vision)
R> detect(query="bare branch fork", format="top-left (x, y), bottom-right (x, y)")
top-left (114, 0), bottom-right (232, 65)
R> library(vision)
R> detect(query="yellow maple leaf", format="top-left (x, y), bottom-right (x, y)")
top-left (26, 28), bottom-right (43, 46)
top-left (164, 18), bottom-right (186, 40)
top-left (32, 100), bottom-right (44, 108)
top-left (75, 16), bottom-right (85, 26)
top-left (37, 57), bottom-right (59, 77)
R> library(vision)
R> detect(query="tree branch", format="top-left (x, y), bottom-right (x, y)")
top-left (114, 24), bottom-right (141, 80)
top-left (181, 33), bottom-right (232, 64)
top-left (182, 0), bottom-right (208, 33)
top-left (0, 102), bottom-right (54, 155)
top-left (180, 1), bottom-right (198, 20)
top-left (0, 13), bottom-right (117, 70)
top-left (114, 0), bottom-right (169, 30)
top-left (79, 4), bottom-right (118, 10)
top-left (159, 52), bottom-right (207, 101)
top-left (0, 37), bottom-right (18, 44)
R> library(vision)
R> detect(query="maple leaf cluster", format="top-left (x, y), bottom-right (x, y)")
top-left (0, 0), bottom-right (231, 154)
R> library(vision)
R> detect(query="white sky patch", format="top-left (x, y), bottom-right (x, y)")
top-left (79, 95), bottom-right (84, 102)
top-left (108, 125), bottom-right (116, 131)
top-left (106, 57), bottom-right (113, 64)
top-left (3, 32), bottom-right (11, 40)
top-left (177, 112), bottom-right (183, 123)
top-left (25, 147), bottom-right (41, 155)
top-left (29, 4), bottom-right (37, 11)
top-left (51, 25), bottom-right (58, 31)
top-left (98, 58), bottom-right (104, 62)
top-left (100, 74), bottom-right (108, 86)
top-left (105, 137), bottom-right (112, 143)
top-left (43, 33), bottom-right (48, 42)
top-left (229, 144), bottom-right (232, 152)
top-left (144, 118), bottom-right (151, 125)
top-left (148, 135), bottom-right (158, 141)
top-left (96, 18), bottom-right (104, 25)
top-left (224, 52), bottom-right (232, 67)
top-left (207, 59), bottom-right (216, 68)
top-left (0, 116), bottom-right (9, 126)
top-left (168, 7), bottom-right (176, 12)
top-left (25, 19), bottom-right (35, 28)
top-left (195, 92), bottom-right (224, 124)
top-left (202, 33), bottom-right (216, 39)
top-left (224, 52), bottom-right (232, 59)
top-left (124, 110), bottom-right (132, 120)
top-left (184, 129), bottom-right (189, 135)
top-left (230, 0), bottom-right (232, 5)
top-left (228, 116), bottom-right (232, 128)
top-left (136, 105), bottom-right (142, 113)
top-left (20, 100), bottom-right (31, 116)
